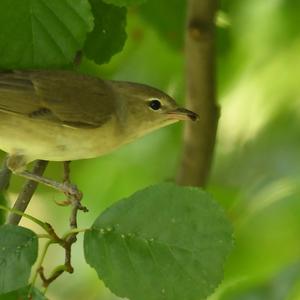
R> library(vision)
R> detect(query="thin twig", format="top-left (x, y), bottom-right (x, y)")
top-left (63, 161), bottom-right (71, 183)
top-left (38, 266), bottom-right (65, 288)
top-left (38, 161), bottom-right (88, 288)
top-left (31, 240), bottom-right (54, 288)
top-left (62, 161), bottom-right (87, 273)
top-left (177, 0), bottom-right (219, 187)
top-left (8, 160), bottom-right (48, 225)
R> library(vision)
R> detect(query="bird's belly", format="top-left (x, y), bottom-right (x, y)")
top-left (0, 112), bottom-right (121, 162)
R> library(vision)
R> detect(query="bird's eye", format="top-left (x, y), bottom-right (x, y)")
top-left (149, 99), bottom-right (162, 111)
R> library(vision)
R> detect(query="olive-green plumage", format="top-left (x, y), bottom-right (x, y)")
top-left (0, 70), bottom-right (197, 171)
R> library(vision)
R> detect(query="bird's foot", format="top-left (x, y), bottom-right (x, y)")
top-left (61, 182), bottom-right (88, 212)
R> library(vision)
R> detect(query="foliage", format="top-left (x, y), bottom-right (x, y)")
top-left (84, 0), bottom-right (127, 65)
top-left (0, 0), bottom-right (93, 69)
top-left (84, 184), bottom-right (233, 300)
top-left (0, 0), bottom-right (142, 69)
top-left (138, 0), bottom-right (186, 49)
top-left (0, 225), bottom-right (38, 294)
top-left (102, 0), bottom-right (146, 7)
top-left (0, 184), bottom-right (232, 299)
top-left (0, 286), bottom-right (47, 300)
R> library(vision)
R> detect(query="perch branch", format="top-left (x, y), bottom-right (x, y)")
top-left (177, 0), bottom-right (219, 187)
top-left (7, 160), bottom-right (49, 225)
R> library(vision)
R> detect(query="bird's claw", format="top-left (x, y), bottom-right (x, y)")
top-left (60, 182), bottom-right (88, 212)
top-left (55, 199), bottom-right (72, 207)
top-left (63, 182), bottom-right (83, 201)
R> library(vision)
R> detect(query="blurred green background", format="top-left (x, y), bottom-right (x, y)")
top-left (1, 0), bottom-right (300, 299)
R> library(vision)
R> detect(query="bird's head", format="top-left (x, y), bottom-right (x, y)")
top-left (110, 81), bottom-right (198, 139)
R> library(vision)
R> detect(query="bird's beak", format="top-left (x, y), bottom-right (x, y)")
top-left (167, 107), bottom-right (199, 122)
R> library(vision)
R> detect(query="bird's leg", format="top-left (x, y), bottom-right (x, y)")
top-left (20, 170), bottom-right (82, 199)
top-left (56, 161), bottom-right (88, 213)
top-left (63, 161), bottom-right (71, 184)
top-left (56, 160), bottom-right (75, 206)
top-left (6, 155), bottom-right (82, 200)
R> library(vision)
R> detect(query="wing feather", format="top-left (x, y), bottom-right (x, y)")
top-left (0, 70), bottom-right (116, 128)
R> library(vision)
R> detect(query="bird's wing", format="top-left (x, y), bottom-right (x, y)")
top-left (0, 70), bottom-right (116, 128)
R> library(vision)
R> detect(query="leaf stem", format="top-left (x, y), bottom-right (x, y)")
top-left (62, 227), bottom-right (89, 240)
top-left (37, 234), bottom-right (52, 239)
top-left (30, 240), bottom-right (54, 287)
top-left (0, 204), bottom-right (48, 231)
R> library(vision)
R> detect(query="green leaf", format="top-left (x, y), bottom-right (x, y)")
top-left (102, 0), bottom-right (146, 7)
top-left (84, 183), bottom-right (233, 300)
top-left (84, 0), bottom-right (127, 65)
top-left (0, 225), bottom-right (38, 294)
top-left (139, 0), bottom-right (186, 49)
top-left (0, 286), bottom-right (47, 300)
top-left (0, 0), bottom-right (93, 69)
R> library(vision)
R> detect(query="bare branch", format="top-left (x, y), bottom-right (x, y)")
top-left (8, 160), bottom-right (48, 225)
top-left (177, 0), bottom-right (219, 187)
top-left (38, 266), bottom-right (65, 288)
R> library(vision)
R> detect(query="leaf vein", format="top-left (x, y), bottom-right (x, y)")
top-left (31, 14), bottom-right (68, 61)
top-left (146, 242), bottom-right (172, 299)
top-left (166, 245), bottom-right (198, 284)
top-left (38, 0), bottom-right (80, 46)
top-left (64, 0), bottom-right (93, 29)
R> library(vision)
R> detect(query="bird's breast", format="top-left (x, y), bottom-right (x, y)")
top-left (0, 112), bottom-right (125, 162)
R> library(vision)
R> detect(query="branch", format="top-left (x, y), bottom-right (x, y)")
top-left (37, 161), bottom-right (88, 288)
top-left (7, 160), bottom-right (48, 225)
top-left (177, 0), bottom-right (219, 187)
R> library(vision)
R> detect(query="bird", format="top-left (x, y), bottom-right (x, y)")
top-left (0, 70), bottom-right (198, 196)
